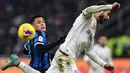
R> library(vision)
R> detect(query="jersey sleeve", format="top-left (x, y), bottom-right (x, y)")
top-left (85, 49), bottom-right (106, 67)
top-left (82, 5), bottom-right (112, 19)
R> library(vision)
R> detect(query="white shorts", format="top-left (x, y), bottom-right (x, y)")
top-left (46, 50), bottom-right (79, 73)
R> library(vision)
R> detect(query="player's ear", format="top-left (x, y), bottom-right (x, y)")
top-left (32, 24), bottom-right (37, 30)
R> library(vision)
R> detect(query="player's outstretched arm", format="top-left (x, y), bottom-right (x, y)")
top-left (35, 35), bottom-right (66, 52)
top-left (83, 2), bottom-right (120, 19)
top-left (85, 5), bottom-right (112, 13)
top-left (85, 50), bottom-right (114, 73)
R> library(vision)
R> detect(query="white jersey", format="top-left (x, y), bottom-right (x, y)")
top-left (59, 5), bottom-right (112, 59)
top-left (60, 14), bottom-right (96, 59)
top-left (84, 44), bottom-right (113, 73)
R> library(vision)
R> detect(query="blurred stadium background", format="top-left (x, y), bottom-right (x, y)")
top-left (0, 0), bottom-right (130, 73)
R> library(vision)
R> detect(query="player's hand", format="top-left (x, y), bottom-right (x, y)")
top-left (23, 28), bottom-right (32, 37)
top-left (112, 2), bottom-right (120, 10)
top-left (104, 64), bottom-right (114, 73)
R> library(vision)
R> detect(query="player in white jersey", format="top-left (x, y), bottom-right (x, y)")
top-left (46, 1), bottom-right (120, 73)
top-left (84, 36), bottom-right (113, 73)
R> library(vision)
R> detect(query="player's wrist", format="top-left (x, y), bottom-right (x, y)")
top-left (102, 62), bottom-right (107, 68)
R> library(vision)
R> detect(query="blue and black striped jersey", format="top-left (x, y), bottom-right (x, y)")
top-left (24, 30), bottom-right (50, 68)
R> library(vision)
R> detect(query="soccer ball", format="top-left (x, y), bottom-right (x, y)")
top-left (18, 23), bottom-right (35, 41)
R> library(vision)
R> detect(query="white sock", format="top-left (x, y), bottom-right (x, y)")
top-left (18, 62), bottom-right (26, 70)
top-left (18, 62), bottom-right (40, 73)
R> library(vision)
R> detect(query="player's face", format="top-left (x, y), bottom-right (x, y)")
top-left (98, 11), bottom-right (111, 24)
top-left (32, 17), bottom-right (46, 31)
top-left (99, 36), bottom-right (108, 45)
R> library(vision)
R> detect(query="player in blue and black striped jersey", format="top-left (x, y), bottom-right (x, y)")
top-left (1, 15), bottom-right (65, 73)
top-left (23, 15), bottom-right (65, 73)
top-left (24, 30), bottom-right (50, 72)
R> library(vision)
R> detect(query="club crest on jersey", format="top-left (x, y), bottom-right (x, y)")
top-left (38, 36), bottom-right (43, 42)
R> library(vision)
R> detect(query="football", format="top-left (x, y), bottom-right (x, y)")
top-left (18, 23), bottom-right (35, 40)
